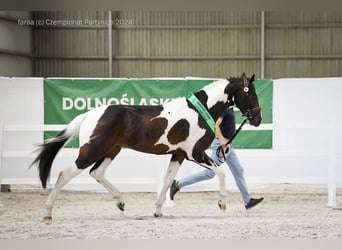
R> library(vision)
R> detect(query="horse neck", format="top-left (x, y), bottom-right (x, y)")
top-left (195, 79), bottom-right (232, 120)
top-left (224, 78), bottom-right (246, 103)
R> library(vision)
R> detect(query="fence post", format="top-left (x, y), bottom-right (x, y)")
top-left (0, 120), bottom-right (5, 203)
top-left (327, 117), bottom-right (337, 207)
top-left (0, 120), bottom-right (3, 187)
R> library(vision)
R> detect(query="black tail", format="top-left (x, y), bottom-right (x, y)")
top-left (30, 130), bottom-right (69, 188)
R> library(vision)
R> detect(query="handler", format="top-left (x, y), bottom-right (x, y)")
top-left (170, 107), bottom-right (264, 210)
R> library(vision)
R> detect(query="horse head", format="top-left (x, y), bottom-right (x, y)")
top-left (226, 73), bottom-right (262, 127)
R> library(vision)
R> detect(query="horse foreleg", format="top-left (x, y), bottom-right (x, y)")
top-left (154, 160), bottom-right (181, 217)
top-left (44, 165), bottom-right (83, 220)
top-left (89, 157), bottom-right (125, 211)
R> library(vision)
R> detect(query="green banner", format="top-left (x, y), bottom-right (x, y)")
top-left (234, 79), bottom-right (273, 149)
top-left (44, 78), bottom-right (273, 148)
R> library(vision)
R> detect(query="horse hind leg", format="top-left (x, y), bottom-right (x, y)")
top-left (44, 164), bottom-right (83, 220)
top-left (89, 150), bottom-right (125, 212)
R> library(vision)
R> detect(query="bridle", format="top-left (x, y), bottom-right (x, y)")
top-left (215, 75), bottom-right (261, 163)
top-left (241, 74), bottom-right (261, 120)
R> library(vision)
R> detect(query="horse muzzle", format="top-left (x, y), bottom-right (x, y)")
top-left (246, 107), bottom-right (262, 127)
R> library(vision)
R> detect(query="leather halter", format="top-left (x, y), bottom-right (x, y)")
top-left (241, 74), bottom-right (261, 120)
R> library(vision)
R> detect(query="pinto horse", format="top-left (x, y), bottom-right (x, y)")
top-left (31, 73), bottom-right (262, 220)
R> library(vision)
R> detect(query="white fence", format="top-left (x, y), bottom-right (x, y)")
top-left (0, 121), bottom-right (338, 207)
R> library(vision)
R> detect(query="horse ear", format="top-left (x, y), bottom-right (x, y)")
top-left (250, 74), bottom-right (255, 83)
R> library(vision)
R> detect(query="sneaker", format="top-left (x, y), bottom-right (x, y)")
top-left (245, 197), bottom-right (264, 210)
top-left (170, 180), bottom-right (180, 200)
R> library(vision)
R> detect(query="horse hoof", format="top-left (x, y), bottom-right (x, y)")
top-left (218, 201), bottom-right (226, 211)
top-left (153, 213), bottom-right (163, 218)
top-left (117, 202), bottom-right (125, 211)
top-left (43, 216), bottom-right (52, 221)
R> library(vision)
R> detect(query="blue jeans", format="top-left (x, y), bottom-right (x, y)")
top-left (177, 138), bottom-right (252, 203)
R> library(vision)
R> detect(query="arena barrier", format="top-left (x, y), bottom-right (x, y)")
top-left (0, 120), bottom-right (338, 207)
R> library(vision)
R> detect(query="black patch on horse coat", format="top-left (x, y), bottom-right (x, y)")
top-left (89, 157), bottom-right (105, 175)
top-left (170, 148), bottom-right (188, 163)
top-left (76, 105), bottom-right (169, 169)
top-left (167, 119), bottom-right (190, 145)
top-left (192, 130), bottom-right (215, 164)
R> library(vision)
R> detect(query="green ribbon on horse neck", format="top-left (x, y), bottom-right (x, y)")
top-left (186, 93), bottom-right (216, 135)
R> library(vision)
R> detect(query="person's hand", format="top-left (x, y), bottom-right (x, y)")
top-left (219, 138), bottom-right (229, 149)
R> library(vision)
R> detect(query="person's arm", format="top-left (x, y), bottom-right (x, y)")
top-left (215, 117), bottom-right (229, 149)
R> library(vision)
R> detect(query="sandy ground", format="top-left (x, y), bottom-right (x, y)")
top-left (0, 184), bottom-right (341, 239)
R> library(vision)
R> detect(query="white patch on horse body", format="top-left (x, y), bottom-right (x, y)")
top-left (79, 105), bottom-right (109, 146)
top-left (153, 79), bottom-right (230, 160)
top-left (154, 97), bottom-right (206, 160)
top-left (201, 79), bottom-right (229, 109)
